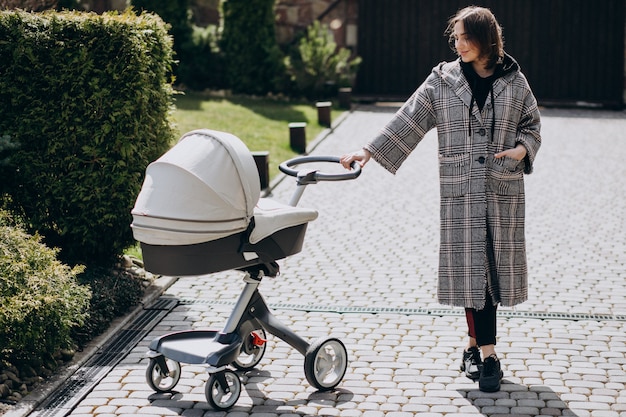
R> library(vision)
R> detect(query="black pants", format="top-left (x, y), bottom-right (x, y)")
top-left (466, 220), bottom-right (499, 346)
top-left (465, 301), bottom-right (497, 346)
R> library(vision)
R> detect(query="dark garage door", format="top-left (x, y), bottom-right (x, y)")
top-left (356, 0), bottom-right (625, 108)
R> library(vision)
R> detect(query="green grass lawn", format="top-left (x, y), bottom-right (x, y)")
top-left (171, 92), bottom-right (344, 180)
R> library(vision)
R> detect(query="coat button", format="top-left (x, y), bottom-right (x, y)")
top-left (479, 128), bottom-right (486, 136)
top-left (477, 156), bottom-right (485, 164)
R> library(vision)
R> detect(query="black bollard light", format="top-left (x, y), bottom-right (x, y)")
top-left (288, 122), bottom-right (307, 154)
top-left (252, 151), bottom-right (270, 190)
top-left (316, 101), bottom-right (332, 127)
top-left (338, 87), bottom-right (352, 110)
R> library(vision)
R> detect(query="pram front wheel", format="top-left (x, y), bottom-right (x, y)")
top-left (145, 357), bottom-right (181, 392)
top-left (304, 337), bottom-right (348, 391)
top-left (232, 328), bottom-right (267, 371)
top-left (205, 369), bottom-right (241, 410)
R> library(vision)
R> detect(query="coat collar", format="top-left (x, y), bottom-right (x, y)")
top-left (436, 53), bottom-right (520, 111)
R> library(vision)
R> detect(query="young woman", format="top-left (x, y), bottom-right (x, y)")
top-left (340, 6), bottom-right (541, 392)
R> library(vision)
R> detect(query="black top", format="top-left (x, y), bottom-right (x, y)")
top-left (460, 60), bottom-right (501, 111)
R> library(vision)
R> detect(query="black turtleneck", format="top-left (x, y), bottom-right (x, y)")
top-left (460, 60), bottom-right (505, 138)
top-left (460, 61), bottom-right (499, 111)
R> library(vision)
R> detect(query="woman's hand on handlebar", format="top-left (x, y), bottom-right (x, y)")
top-left (340, 148), bottom-right (371, 170)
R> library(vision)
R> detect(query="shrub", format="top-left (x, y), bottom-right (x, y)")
top-left (285, 20), bottom-right (362, 100)
top-left (0, 10), bottom-right (175, 266)
top-left (131, 0), bottom-right (192, 54)
top-left (176, 24), bottom-right (225, 91)
top-left (70, 265), bottom-right (143, 348)
top-left (220, 0), bottom-right (285, 95)
top-left (130, 0), bottom-right (216, 89)
top-left (0, 210), bottom-right (91, 365)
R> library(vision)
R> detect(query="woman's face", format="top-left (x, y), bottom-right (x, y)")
top-left (453, 21), bottom-right (481, 64)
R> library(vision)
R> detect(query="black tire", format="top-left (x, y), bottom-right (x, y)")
top-left (303, 338), bottom-right (348, 391)
top-left (145, 357), bottom-right (181, 392)
top-left (205, 370), bottom-right (241, 410)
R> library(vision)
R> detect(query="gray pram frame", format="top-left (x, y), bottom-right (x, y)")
top-left (143, 156), bottom-right (360, 411)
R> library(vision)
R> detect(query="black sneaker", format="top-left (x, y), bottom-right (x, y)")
top-left (479, 354), bottom-right (503, 392)
top-left (460, 346), bottom-right (482, 381)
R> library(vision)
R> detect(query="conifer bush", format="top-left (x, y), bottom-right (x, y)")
top-left (0, 210), bottom-right (90, 365)
top-left (131, 0), bottom-right (223, 91)
top-left (285, 20), bottom-right (362, 100)
top-left (220, 0), bottom-right (285, 95)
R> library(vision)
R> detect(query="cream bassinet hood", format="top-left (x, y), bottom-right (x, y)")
top-left (131, 129), bottom-right (261, 245)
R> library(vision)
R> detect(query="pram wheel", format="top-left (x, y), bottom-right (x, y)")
top-left (232, 328), bottom-right (267, 371)
top-left (304, 337), bottom-right (348, 391)
top-left (145, 357), bottom-right (181, 392)
top-left (205, 369), bottom-right (241, 410)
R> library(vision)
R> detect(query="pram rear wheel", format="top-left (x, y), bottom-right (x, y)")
top-left (304, 337), bottom-right (348, 391)
top-left (145, 357), bottom-right (181, 392)
top-left (232, 328), bottom-right (267, 371)
top-left (205, 369), bottom-right (241, 410)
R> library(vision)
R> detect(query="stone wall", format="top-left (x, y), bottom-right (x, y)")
top-left (186, 0), bottom-right (359, 50)
top-left (187, 0), bottom-right (359, 50)
top-left (75, 0), bottom-right (359, 49)
top-left (275, 0), bottom-right (358, 50)
top-left (191, 0), bottom-right (220, 26)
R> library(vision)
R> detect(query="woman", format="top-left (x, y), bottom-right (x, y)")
top-left (340, 6), bottom-right (541, 392)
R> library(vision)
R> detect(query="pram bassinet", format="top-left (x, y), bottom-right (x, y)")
top-left (131, 129), bottom-right (318, 276)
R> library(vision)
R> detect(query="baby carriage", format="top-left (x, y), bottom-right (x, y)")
top-left (131, 129), bottom-right (360, 410)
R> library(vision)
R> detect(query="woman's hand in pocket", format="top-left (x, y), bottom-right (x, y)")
top-left (495, 143), bottom-right (527, 161)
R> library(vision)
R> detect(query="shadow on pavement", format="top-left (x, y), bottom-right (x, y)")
top-left (457, 381), bottom-right (576, 416)
top-left (146, 367), bottom-right (355, 414)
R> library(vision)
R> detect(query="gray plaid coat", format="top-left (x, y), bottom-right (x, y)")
top-left (365, 55), bottom-right (541, 309)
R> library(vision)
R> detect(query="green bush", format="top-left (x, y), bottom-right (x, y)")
top-left (285, 20), bottom-right (362, 100)
top-left (0, 10), bottom-right (175, 266)
top-left (130, 0), bottom-right (221, 89)
top-left (176, 24), bottom-right (225, 91)
top-left (131, 0), bottom-right (192, 55)
top-left (0, 210), bottom-right (91, 364)
top-left (220, 0), bottom-right (285, 95)
top-left (70, 265), bottom-right (143, 348)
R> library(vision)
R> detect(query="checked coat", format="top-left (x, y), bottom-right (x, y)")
top-left (365, 54), bottom-right (541, 309)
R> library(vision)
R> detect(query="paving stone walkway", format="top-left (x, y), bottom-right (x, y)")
top-left (9, 105), bottom-right (626, 417)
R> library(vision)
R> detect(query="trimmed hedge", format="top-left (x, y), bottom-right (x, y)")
top-left (0, 10), bottom-right (175, 266)
top-left (0, 210), bottom-right (90, 364)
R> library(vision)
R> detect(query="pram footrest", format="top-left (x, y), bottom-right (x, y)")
top-left (148, 330), bottom-right (242, 367)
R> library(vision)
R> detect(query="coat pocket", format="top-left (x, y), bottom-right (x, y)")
top-left (439, 153), bottom-right (470, 197)
top-left (487, 156), bottom-right (524, 195)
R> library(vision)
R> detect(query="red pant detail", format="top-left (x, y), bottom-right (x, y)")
top-left (465, 302), bottom-right (498, 346)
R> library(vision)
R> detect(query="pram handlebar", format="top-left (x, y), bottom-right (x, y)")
top-left (279, 155), bottom-right (361, 184)
top-left (279, 155), bottom-right (361, 207)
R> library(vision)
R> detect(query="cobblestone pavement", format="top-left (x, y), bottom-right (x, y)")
top-left (13, 106), bottom-right (626, 416)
